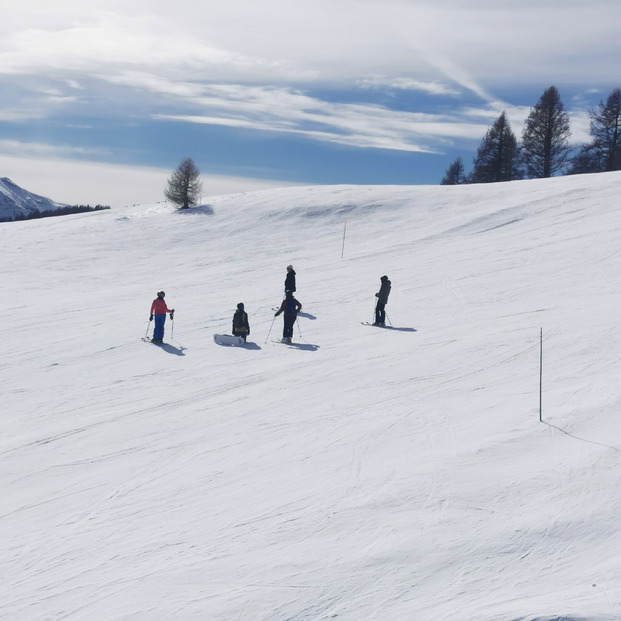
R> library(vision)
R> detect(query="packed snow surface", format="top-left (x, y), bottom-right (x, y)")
top-left (2, 172), bottom-right (621, 621)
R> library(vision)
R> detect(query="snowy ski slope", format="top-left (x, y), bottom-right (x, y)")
top-left (2, 172), bottom-right (621, 620)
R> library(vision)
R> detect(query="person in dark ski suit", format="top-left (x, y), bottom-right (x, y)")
top-left (150, 291), bottom-right (174, 343)
top-left (373, 275), bottom-right (391, 326)
top-left (232, 302), bottom-right (250, 341)
top-left (274, 290), bottom-right (302, 343)
top-left (284, 265), bottom-right (296, 294)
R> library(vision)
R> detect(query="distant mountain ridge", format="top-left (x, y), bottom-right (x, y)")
top-left (0, 177), bottom-right (70, 221)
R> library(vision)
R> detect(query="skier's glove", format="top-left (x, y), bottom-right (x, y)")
top-left (149, 314), bottom-right (153, 321)
top-left (170, 309), bottom-right (175, 319)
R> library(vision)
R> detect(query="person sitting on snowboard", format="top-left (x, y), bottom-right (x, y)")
top-left (149, 291), bottom-right (174, 343)
top-left (274, 290), bottom-right (302, 343)
top-left (232, 303), bottom-right (250, 341)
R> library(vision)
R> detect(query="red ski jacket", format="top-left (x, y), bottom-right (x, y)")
top-left (151, 298), bottom-right (172, 315)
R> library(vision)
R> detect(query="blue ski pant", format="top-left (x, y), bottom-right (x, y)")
top-left (153, 314), bottom-right (166, 341)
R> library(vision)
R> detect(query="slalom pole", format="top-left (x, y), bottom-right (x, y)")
top-left (539, 328), bottom-right (543, 422)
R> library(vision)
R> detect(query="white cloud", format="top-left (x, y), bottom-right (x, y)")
top-left (0, 10), bottom-right (302, 83)
top-left (0, 139), bottom-right (106, 159)
top-left (356, 75), bottom-right (461, 96)
top-left (3, 1), bottom-right (619, 87)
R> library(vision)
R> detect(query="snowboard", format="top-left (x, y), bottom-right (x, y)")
top-left (214, 334), bottom-right (245, 346)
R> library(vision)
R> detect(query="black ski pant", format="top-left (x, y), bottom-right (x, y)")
top-left (375, 302), bottom-right (386, 325)
top-left (283, 314), bottom-right (297, 338)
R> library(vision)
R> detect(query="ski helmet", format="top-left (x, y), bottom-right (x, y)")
top-left (157, 290), bottom-right (165, 297)
top-left (237, 302), bottom-right (244, 310)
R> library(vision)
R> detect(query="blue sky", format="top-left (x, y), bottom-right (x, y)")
top-left (1, 0), bottom-right (620, 207)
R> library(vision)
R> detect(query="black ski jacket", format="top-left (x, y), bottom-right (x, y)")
top-left (376, 279), bottom-right (391, 304)
top-left (232, 310), bottom-right (250, 335)
top-left (284, 269), bottom-right (296, 293)
top-left (275, 296), bottom-right (302, 316)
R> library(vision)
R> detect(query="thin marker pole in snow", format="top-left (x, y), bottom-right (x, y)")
top-left (341, 221), bottom-right (347, 258)
top-left (539, 328), bottom-right (544, 421)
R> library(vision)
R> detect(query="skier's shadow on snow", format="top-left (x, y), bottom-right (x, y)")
top-left (363, 323), bottom-right (417, 332)
top-left (158, 343), bottom-right (186, 356)
top-left (298, 311), bottom-right (317, 320)
top-left (384, 326), bottom-right (416, 332)
top-left (286, 342), bottom-right (320, 351)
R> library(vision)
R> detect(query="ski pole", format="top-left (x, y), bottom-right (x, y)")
top-left (145, 317), bottom-right (152, 339)
top-left (265, 314), bottom-right (277, 343)
top-left (385, 312), bottom-right (392, 326)
top-left (170, 312), bottom-right (175, 340)
top-left (295, 316), bottom-right (303, 339)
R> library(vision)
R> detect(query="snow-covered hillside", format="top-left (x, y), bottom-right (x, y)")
top-left (2, 172), bottom-right (621, 621)
top-left (0, 177), bottom-right (70, 220)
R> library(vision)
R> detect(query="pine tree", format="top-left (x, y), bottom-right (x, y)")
top-left (164, 158), bottom-right (203, 209)
top-left (441, 157), bottom-right (467, 185)
top-left (568, 88), bottom-right (621, 175)
top-left (521, 86), bottom-right (571, 178)
top-left (470, 112), bottom-right (522, 183)
top-left (588, 88), bottom-right (621, 172)
top-left (566, 144), bottom-right (601, 175)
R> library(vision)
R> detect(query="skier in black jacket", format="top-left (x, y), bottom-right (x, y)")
top-left (284, 265), bottom-right (296, 294)
top-left (274, 290), bottom-right (302, 343)
top-left (232, 303), bottom-right (250, 341)
top-left (373, 275), bottom-right (391, 326)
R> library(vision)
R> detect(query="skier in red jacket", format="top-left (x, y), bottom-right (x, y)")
top-left (149, 291), bottom-right (174, 343)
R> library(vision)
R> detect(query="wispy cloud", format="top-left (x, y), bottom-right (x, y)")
top-left (0, 11), bottom-right (301, 82)
top-left (141, 78), bottom-right (488, 153)
top-left (356, 76), bottom-right (461, 97)
top-left (0, 139), bottom-right (107, 159)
